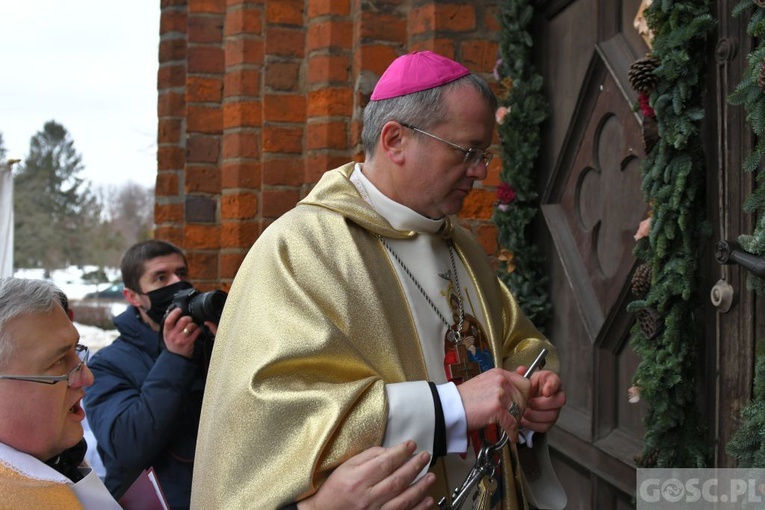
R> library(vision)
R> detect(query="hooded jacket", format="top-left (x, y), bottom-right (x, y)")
top-left (83, 306), bottom-right (208, 510)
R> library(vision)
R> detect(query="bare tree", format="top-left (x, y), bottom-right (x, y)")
top-left (90, 181), bottom-right (155, 269)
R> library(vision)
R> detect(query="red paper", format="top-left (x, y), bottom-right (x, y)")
top-left (118, 467), bottom-right (169, 510)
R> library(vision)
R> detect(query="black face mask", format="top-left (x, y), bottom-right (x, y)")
top-left (144, 280), bottom-right (192, 324)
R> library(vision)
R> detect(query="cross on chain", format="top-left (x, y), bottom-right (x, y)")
top-left (448, 343), bottom-right (481, 384)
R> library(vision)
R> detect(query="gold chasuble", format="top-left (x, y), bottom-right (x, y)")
top-left (191, 163), bottom-right (558, 509)
top-left (0, 462), bottom-right (84, 510)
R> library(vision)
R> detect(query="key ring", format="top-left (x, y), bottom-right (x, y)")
top-left (439, 349), bottom-right (549, 509)
top-left (438, 445), bottom-right (496, 510)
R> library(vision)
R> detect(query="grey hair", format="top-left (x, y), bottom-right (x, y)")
top-left (0, 278), bottom-right (65, 367)
top-left (361, 73), bottom-right (498, 159)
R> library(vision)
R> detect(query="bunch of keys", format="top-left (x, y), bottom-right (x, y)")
top-left (438, 348), bottom-right (548, 510)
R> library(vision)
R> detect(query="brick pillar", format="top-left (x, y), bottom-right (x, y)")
top-left (220, 0), bottom-right (265, 287)
top-left (261, 0), bottom-right (306, 218)
top-left (157, 0), bottom-right (189, 245)
top-left (305, 0), bottom-right (354, 184)
top-left (351, 0), bottom-right (406, 158)
top-left (184, 0), bottom-right (225, 290)
top-left (156, 0), bottom-right (505, 287)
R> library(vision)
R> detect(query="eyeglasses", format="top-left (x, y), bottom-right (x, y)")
top-left (0, 344), bottom-right (89, 387)
top-left (400, 123), bottom-right (493, 169)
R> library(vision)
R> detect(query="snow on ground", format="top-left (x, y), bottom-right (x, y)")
top-left (73, 321), bottom-right (119, 352)
top-left (13, 266), bottom-right (123, 351)
top-left (14, 266), bottom-right (122, 300)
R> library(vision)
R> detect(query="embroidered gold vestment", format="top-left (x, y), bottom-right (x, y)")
top-left (191, 163), bottom-right (558, 509)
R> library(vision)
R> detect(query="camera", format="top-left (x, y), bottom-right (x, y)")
top-left (168, 288), bottom-right (228, 325)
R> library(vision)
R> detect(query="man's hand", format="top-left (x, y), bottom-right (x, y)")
top-left (298, 441), bottom-right (435, 510)
top-left (521, 370), bottom-right (565, 433)
top-left (204, 321), bottom-right (218, 336)
top-left (456, 368), bottom-right (531, 442)
top-left (162, 307), bottom-right (200, 359)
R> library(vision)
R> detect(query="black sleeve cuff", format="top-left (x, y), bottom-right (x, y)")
top-left (428, 381), bottom-right (447, 464)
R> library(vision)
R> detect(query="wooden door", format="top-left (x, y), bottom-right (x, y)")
top-left (708, 0), bottom-right (759, 469)
top-left (529, 1), bottom-right (759, 508)
top-left (530, 1), bottom-right (677, 507)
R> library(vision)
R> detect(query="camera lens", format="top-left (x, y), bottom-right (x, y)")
top-left (189, 290), bottom-right (227, 324)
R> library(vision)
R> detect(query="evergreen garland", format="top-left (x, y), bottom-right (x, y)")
top-left (627, 0), bottom-right (715, 468)
top-left (726, 0), bottom-right (765, 467)
top-left (729, 2), bottom-right (765, 291)
top-left (727, 339), bottom-right (765, 465)
top-left (492, 0), bottom-right (551, 328)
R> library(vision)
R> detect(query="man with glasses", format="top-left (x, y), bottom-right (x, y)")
top-left (193, 51), bottom-right (566, 509)
top-left (0, 277), bottom-right (120, 508)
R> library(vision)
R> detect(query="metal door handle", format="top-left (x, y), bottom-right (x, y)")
top-left (715, 240), bottom-right (765, 277)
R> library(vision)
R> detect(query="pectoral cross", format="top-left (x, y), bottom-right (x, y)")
top-left (448, 343), bottom-right (481, 384)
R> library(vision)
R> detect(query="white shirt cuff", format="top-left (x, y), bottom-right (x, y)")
top-left (383, 381), bottom-right (435, 452)
top-left (436, 382), bottom-right (468, 453)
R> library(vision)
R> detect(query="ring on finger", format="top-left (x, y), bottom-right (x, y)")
top-left (508, 401), bottom-right (521, 421)
top-left (182, 327), bottom-right (190, 335)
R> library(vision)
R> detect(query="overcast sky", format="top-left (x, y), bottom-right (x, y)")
top-left (1, 1), bottom-right (160, 189)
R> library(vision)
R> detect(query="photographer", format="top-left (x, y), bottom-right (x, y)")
top-left (83, 240), bottom-right (221, 509)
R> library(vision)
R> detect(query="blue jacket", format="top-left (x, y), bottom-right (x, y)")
top-left (83, 306), bottom-right (209, 510)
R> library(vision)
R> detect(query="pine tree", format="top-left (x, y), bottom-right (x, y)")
top-left (13, 121), bottom-right (100, 271)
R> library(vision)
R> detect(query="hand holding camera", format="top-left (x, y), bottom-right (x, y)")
top-left (161, 287), bottom-right (227, 359)
top-left (167, 288), bottom-right (228, 325)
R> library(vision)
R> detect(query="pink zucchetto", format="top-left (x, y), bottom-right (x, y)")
top-left (369, 51), bottom-right (471, 101)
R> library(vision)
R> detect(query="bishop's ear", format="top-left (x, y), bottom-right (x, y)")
top-left (379, 121), bottom-right (408, 165)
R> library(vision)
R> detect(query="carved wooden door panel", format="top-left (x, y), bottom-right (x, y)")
top-left (530, 1), bottom-right (652, 507)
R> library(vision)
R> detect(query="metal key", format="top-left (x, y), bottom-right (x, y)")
top-left (439, 444), bottom-right (495, 509)
top-left (438, 463), bottom-right (484, 510)
top-left (472, 475), bottom-right (498, 510)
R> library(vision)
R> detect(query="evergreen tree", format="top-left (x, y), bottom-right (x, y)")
top-left (13, 121), bottom-right (100, 271)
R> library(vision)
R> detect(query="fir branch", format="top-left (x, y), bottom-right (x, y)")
top-left (630, 0), bottom-right (714, 468)
top-left (727, 339), bottom-right (765, 466)
top-left (492, 0), bottom-right (551, 328)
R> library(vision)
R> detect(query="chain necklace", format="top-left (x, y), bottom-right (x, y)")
top-left (377, 234), bottom-right (465, 344)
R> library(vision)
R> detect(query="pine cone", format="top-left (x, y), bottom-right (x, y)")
top-left (635, 448), bottom-right (659, 468)
top-left (636, 307), bottom-right (662, 339)
top-left (631, 263), bottom-right (652, 297)
top-left (758, 58), bottom-right (765, 92)
top-left (628, 55), bottom-right (660, 94)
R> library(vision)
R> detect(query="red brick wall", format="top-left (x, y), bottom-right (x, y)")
top-left (157, 0), bottom-right (501, 288)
